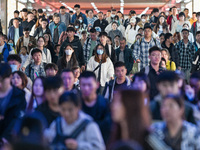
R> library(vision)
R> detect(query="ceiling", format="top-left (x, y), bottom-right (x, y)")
top-left (33, 0), bottom-right (171, 14)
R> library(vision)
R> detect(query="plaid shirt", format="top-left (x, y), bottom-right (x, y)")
top-left (175, 40), bottom-right (195, 70)
top-left (25, 62), bottom-right (46, 81)
top-left (132, 37), bottom-right (161, 69)
top-left (83, 38), bottom-right (99, 63)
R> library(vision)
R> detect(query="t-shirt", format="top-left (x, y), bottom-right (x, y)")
top-left (114, 80), bottom-right (127, 92)
top-left (23, 37), bottom-right (30, 48)
top-left (61, 14), bottom-right (66, 24)
top-left (90, 40), bottom-right (96, 58)
top-left (119, 50), bottom-right (124, 62)
top-left (14, 28), bottom-right (19, 45)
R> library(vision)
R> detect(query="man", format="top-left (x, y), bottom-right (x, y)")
top-left (45, 63), bottom-right (58, 77)
top-left (140, 46), bottom-right (163, 100)
top-left (35, 76), bottom-right (64, 127)
top-left (0, 33), bottom-right (15, 62)
top-left (133, 24), bottom-right (161, 70)
top-left (194, 31), bottom-right (200, 51)
top-left (167, 6), bottom-right (179, 32)
top-left (59, 27), bottom-right (85, 70)
top-left (8, 10), bottom-right (22, 28)
top-left (49, 13), bottom-right (66, 45)
top-left (189, 12), bottom-right (197, 26)
top-left (162, 33), bottom-right (179, 67)
top-left (115, 38), bottom-right (133, 74)
top-left (149, 8), bottom-right (160, 29)
top-left (83, 28), bottom-right (99, 63)
top-left (16, 28), bottom-right (36, 54)
top-left (0, 63), bottom-right (26, 141)
top-left (80, 71), bottom-right (111, 143)
top-left (175, 28), bottom-right (196, 82)
top-left (21, 12), bottom-right (35, 31)
top-left (60, 69), bottom-right (79, 93)
top-left (7, 18), bottom-right (23, 45)
top-left (93, 12), bottom-right (108, 32)
top-left (106, 9), bottom-right (116, 24)
top-left (103, 61), bottom-right (131, 101)
top-left (99, 31), bottom-right (116, 64)
top-left (71, 4), bottom-right (88, 25)
top-left (38, 9), bottom-right (45, 18)
top-left (59, 6), bottom-right (71, 27)
top-left (21, 8), bottom-right (28, 21)
top-left (25, 48), bottom-right (46, 81)
top-left (191, 12), bottom-right (200, 39)
top-left (184, 8), bottom-right (190, 21)
top-left (150, 71), bottom-right (196, 124)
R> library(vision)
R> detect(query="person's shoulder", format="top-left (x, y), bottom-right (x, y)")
top-left (35, 101), bottom-right (48, 112)
top-left (97, 95), bottom-right (109, 106)
top-left (12, 86), bottom-right (25, 97)
top-left (183, 121), bottom-right (200, 135)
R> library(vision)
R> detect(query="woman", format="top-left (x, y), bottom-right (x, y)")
top-left (161, 48), bottom-right (176, 71)
top-left (125, 17), bottom-right (140, 48)
top-left (173, 32), bottom-right (181, 44)
top-left (57, 44), bottom-right (79, 73)
top-left (30, 16), bottom-right (43, 36)
top-left (27, 76), bottom-right (45, 112)
top-left (22, 36), bottom-right (52, 71)
top-left (153, 15), bottom-right (169, 36)
top-left (108, 22), bottom-right (123, 44)
top-left (11, 71), bottom-right (31, 106)
top-left (8, 39), bottom-right (17, 53)
top-left (87, 44), bottom-right (114, 94)
top-left (110, 90), bottom-right (170, 149)
top-left (44, 92), bottom-right (105, 150)
top-left (152, 95), bottom-right (200, 150)
top-left (44, 33), bottom-right (55, 61)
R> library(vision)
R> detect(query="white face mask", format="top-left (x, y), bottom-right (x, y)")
top-left (111, 14), bottom-right (115, 18)
top-left (65, 49), bottom-right (73, 55)
top-left (10, 64), bottom-right (18, 72)
top-left (142, 19), bottom-right (146, 22)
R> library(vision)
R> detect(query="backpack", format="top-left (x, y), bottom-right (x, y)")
top-left (0, 44), bottom-right (11, 62)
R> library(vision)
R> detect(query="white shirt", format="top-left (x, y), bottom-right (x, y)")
top-left (23, 37), bottom-right (30, 48)
top-left (14, 28), bottom-right (19, 45)
top-left (0, 44), bottom-right (4, 53)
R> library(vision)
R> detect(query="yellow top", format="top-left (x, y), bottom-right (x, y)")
top-left (166, 60), bottom-right (176, 71)
top-left (189, 18), bottom-right (197, 25)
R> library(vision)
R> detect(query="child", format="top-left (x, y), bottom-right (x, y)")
top-left (20, 46), bottom-right (29, 68)
top-left (53, 44), bottom-right (60, 64)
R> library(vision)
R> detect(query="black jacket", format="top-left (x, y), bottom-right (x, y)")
top-left (115, 47), bottom-right (134, 74)
top-left (93, 19), bottom-right (108, 32)
top-left (33, 26), bottom-right (51, 38)
top-left (104, 44), bottom-right (116, 64)
top-left (162, 42), bottom-right (179, 67)
top-left (0, 87), bottom-right (26, 141)
top-left (59, 36), bottom-right (85, 66)
top-left (191, 48), bottom-right (200, 73)
top-left (21, 20), bottom-right (35, 31)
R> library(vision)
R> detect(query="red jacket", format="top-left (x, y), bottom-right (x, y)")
top-left (167, 14), bottom-right (179, 31)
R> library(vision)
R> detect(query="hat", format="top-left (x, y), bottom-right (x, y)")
top-left (130, 17), bottom-right (136, 23)
top-left (95, 27), bottom-right (101, 32)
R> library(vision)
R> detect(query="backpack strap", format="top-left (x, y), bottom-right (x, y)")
top-left (194, 22), bottom-right (196, 31)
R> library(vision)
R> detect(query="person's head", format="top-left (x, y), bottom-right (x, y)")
top-left (136, 33), bottom-right (142, 41)
top-left (45, 63), bottom-right (58, 77)
top-left (69, 10), bottom-right (73, 16)
top-left (14, 10), bottom-right (20, 18)
top-left (114, 61), bottom-right (127, 80)
top-left (90, 28), bottom-right (97, 41)
top-left (129, 10), bottom-right (136, 17)
top-left (67, 27), bottom-right (75, 38)
top-left (161, 48), bottom-right (170, 62)
top-left (97, 12), bottom-right (104, 20)
top-left (173, 32), bottom-right (181, 43)
top-left (160, 57), bottom-right (166, 68)
top-left (63, 44), bottom-right (74, 57)
top-left (99, 31), bottom-right (108, 44)
top-left (119, 37), bottom-right (126, 50)
top-left (111, 9), bottom-right (117, 18)
top-left (132, 72), bottom-right (150, 93)
top-left (161, 94), bottom-right (184, 123)
top-left (32, 76), bottom-right (45, 97)
top-left (41, 18), bottom-right (48, 29)
top-left (164, 33), bottom-right (173, 44)
top-left (81, 31), bottom-right (87, 40)
top-left (20, 46), bottom-right (27, 55)
top-left (78, 15), bottom-right (84, 24)
top-left (184, 8), bottom-right (189, 16)
top-left (44, 76), bottom-right (64, 105)
top-left (138, 28), bottom-right (144, 36)
top-left (106, 36), bottom-right (112, 45)
top-left (0, 63), bottom-right (12, 92)
top-left (43, 33), bottom-right (51, 42)
top-left (181, 28), bottom-right (189, 39)
top-left (13, 18), bottom-right (19, 28)
top-left (32, 9), bottom-right (37, 16)
top-left (190, 71), bottom-right (200, 94)
top-left (37, 36), bottom-right (45, 47)
top-left (179, 12), bottom-right (185, 21)
top-left (159, 33), bottom-right (165, 44)
top-left (74, 4), bottom-right (80, 14)
top-left (38, 8), bottom-right (43, 16)
top-left (79, 71), bottom-right (98, 98)
top-left (87, 9), bottom-right (94, 18)
top-left (7, 54), bottom-right (22, 72)
top-left (59, 92), bottom-right (81, 124)
top-left (152, 8), bottom-right (159, 17)
top-left (94, 44), bottom-right (107, 63)
top-left (54, 44), bottom-right (60, 54)
top-left (171, 6), bottom-right (177, 15)
top-left (11, 71), bottom-right (27, 89)
top-left (112, 22), bottom-right (118, 30)
top-left (27, 12), bottom-right (34, 21)
top-left (59, 6), bottom-right (66, 15)
top-left (143, 24), bottom-right (152, 38)
top-left (8, 39), bottom-right (15, 48)
top-left (157, 71), bottom-right (180, 96)
top-left (22, 8), bottom-right (28, 18)
top-left (197, 12), bottom-right (200, 22)
top-left (192, 12), bottom-right (196, 19)
top-left (23, 28), bottom-right (30, 38)
top-left (31, 48), bottom-right (42, 64)
top-left (3, 34), bottom-right (8, 43)
top-left (130, 17), bottom-right (136, 26)
top-left (141, 14), bottom-right (146, 22)
top-left (72, 66), bottom-right (81, 79)
top-left (61, 69), bottom-right (75, 91)
top-left (149, 46), bottom-right (161, 65)
top-left (196, 31), bottom-right (200, 43)
top-left (159, 15), bottom-right (165, 24)
top-left (53, 13), bottom-right (60, 24)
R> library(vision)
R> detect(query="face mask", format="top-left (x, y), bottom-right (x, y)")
top-left (8, 43), bottom-right (13, 47)
top-left (97, 49), bottom-right (104, 55)
top-left (160, 19), bottom-right (164, 23)
top-left (75, 25), bottom-right (79, 29)
top-left (10, 64), bottom-right (18, 72)
top-left (141, 19), bottom-right (146, 22)
top-left (185, 90), bottom-right (195, 101)
top-left (111, 14), bottom-right (115, 18)
top-left (79, 19), bottom-right (83, 23)
top-left (65, 49), bottom-right (73, 55)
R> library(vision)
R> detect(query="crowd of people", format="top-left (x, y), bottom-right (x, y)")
top-left (0, 3), bottom-right (200, 150)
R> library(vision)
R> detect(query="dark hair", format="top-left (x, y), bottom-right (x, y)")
top-left (69, 11), bottom-right (73, 14)
top-left (45, 63), bottom-right (58, 71)
top-left (184, 8), bottom-right (189, 11)
top-left (54, 44), bottom-right (60, 50)
top-left (114, 61), bottom-right (126, 69)
top-left (149, 46), bottom-right (161, 54)
top-left (23, 28), bottom-right (29, 32)
top-left (22, 8), bottom-right (28, 12)
top-left (161, 57), bottom-right (166, 64)
top-left (94, 44), bottom-right (108, 63)
top-left (141, 14), bottom-right (146, 18)
top-left (41, 18), bottom-right (48, 22)
top-left (152, 8), bottom-right (159, 13)
top-left (60, 6), bottom-right (66, 9)
top-left (130, 10), bottom-right (136, 15)
top-left (31, 48), bottom-right (42, 56)
top-left (0, 63), bottom-right (12, 79)
top-left (12, 71), bottom-right (28, 89)
top-left (109, 140), bottom-right (143, 150)
top-left (44, 76), bottom-right (63, 91)
top-left (164, 33), bottom-right (172, 41)
top-left (81, 30), bottom-right (87, 35)
top-left (112, 9), bottom-right (116, 12)
top-left (163, 94), bottom-right (184, 109)
top-left (90, 28), bottom-right (96, 33)
top-left (61, 69), bottom-right (74, 76)
top-left (112, 21), bottom-right (118, 26)
top-left (179, 12), bottom-right (185, 17)
top-left (53, 13), bottom-right (60, 18)
top-left (13, 18), bottom-right (19, 22)
top-left (38, 8), bottom-right (43, 13)
top-left (196, 31), bottom-right (200, 36)
top-left (7, 54), bottom-right (22, 63)
top-left (37, 36), bottom-right (45, 42)
top-left (74, 4), bottom-right (80, 8)
top-left (196, 12), bottom-right (200, 17)
top-left (172, 6), bottom-right (177, 9)
top-left (21, 46), bottom-right (27, 51)
top-left (27, 12), bottom-right (33, 15)
top-left (79, 71), bottom-right (96, 81)
top-left (193, 12), bottom-right (196, 14)
top-left (99, 31), bottom-right (107, 37)
top-left (67, 27), bottom-right (75, 32)
top-left (59, 91), bottom-right (81, 106)
top-left (159, 33), bottom-right (165, 38)
top-left (157, 71), bottom-right (179, 83)
top-left (14, 10), bottom-right (20, 14)
top-left (107, 36), bottom-right (112, 42)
